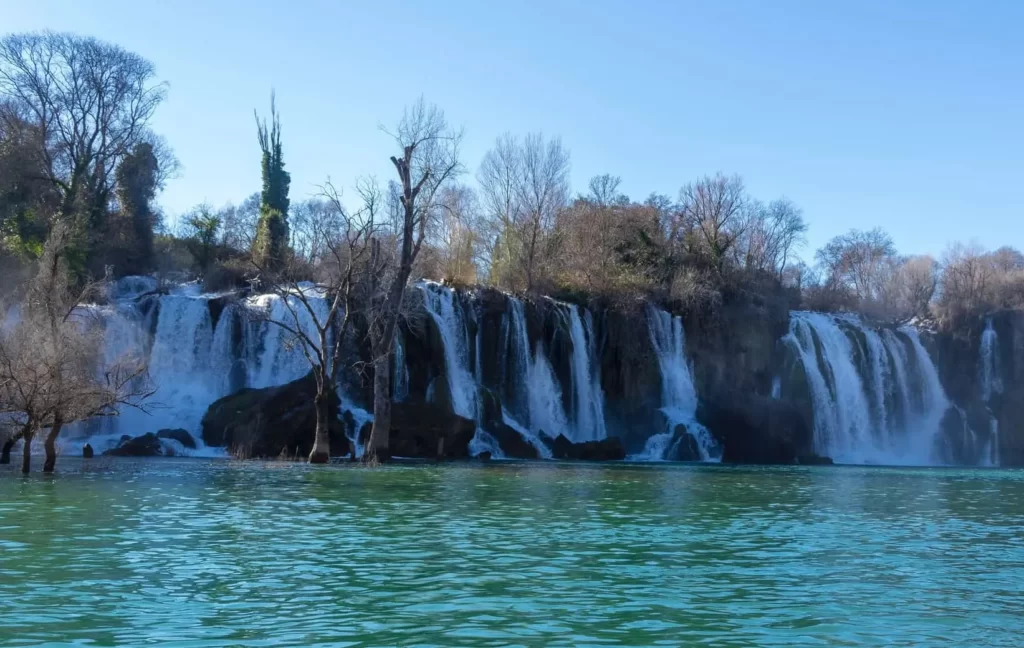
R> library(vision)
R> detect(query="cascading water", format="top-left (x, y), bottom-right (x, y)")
top-left (565, 307), bottom-right (608, 442)
top-left (245, 287), bottom-right (330, 390)
top-left (503, 297), bottom-right (532, 424)
top-left (65, 283), bottom-right (237, 455)
top-left (418, 283), bottom-right (479, 421)
top-left (392, 330), bottom-right (409, 403)
top-left (980, 319), bottom-right (1003, 402)
top-left (641, 306), bottom-right (720, 461)
top-left (527, 344), bottom-right (571, 440)
top-left (418, 283), bottom-right (505, 458)
top-left (783, 311), bottom-right (949, 465)
top-left (978, 318), bottom-right (1002, 466)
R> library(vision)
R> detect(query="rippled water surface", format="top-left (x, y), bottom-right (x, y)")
top-left (2, 459), bottom-right (1024, 646)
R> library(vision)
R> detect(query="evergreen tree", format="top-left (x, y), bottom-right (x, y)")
top-left (113, 142), bottom-right (159, 274)
top-left (252, 94), bottom-right (291, 272)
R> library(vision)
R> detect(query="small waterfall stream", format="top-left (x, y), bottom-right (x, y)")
top-left (980, 318), bottom-right (1003, 402)
top-left (640, 307), bottom-right (720, 461)
top-left (978, 318), bottom-right (1003, 465)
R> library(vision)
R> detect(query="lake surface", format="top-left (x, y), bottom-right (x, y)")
top-left (2, 459), bottom-right (1023, 646)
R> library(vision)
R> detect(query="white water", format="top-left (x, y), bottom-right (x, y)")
top-left (245, 288), bottom-right (330, 390)
top-left (527, 343), bottom-right (571, 440)
top-left (643, 306), bottom-right (720, 461)
top-left (784, 312), bottom-right (949, 465)
top-left (565, 307), bottom-right (608, 442)
top-left (419, 283), bottom-right (479, 421)
top-left (978, 318), bottom-right (1003, 466)
top-left (61, 284), bottom-right (236, 456)
top-left (49, 280), bottom-right (379, 458)
top-left (979, 318), bottom-right (1003, 402)
top-left (392, 331), bottom-right (409, 402)
top-left (503, 298), bottom-right (532, 425)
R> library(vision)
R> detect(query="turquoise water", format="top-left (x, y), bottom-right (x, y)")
top-left (2, 459), bottom-right (1023, 646)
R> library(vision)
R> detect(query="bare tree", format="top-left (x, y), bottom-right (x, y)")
top-left (739, 198), bottom-right (807, 278)
top-left (0, 222), bottom-right (152, 473)
top-left (516, 133), bottom-right (570, 291)
top-left (938, 242), bottom-right (995, 324)
top-left (815, 228), bottom-right (898, 305)
top-left (587, 173), bottom-right (626, 207)
top-left (897, 255), bottom-right (938, 320)
top-left (427, 183), bottom-right (480, 284)
top-left (248, 179), bottom-right (376, 463)
top-left (478, 133), bottom-right (524, 288)
top-left (0, 32), bottom-right (167, 232)
top-left (219, 192), bottom-right (261, 252)
top-left (363, 99), bottom-right (463, 462)
top-left (679, 174), bottom-right (747, 273)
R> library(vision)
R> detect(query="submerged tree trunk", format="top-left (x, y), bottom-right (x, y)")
top-left (364, 351), bottom-right (391, 463)
top-left (21, 431), bottom-right (33, 474)
top-left (1, 438), bottom-right (15, 465)
top-left (1, 425), bottom-right (29, 465)
top-left (43, 419), bottom-right (64, 473)
top-left (308, 389), bottom-right (330, 464)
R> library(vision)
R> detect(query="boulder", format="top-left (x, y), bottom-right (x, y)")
top-left (665, 424), bottom-right (701, 462)
top-left (550, 434), bottom-right (626, 461)
top-left (478, 387), bottom-right (539, 459)
top-left (201, 374), bottom-right (351, 459)
top-left (797, 453), bottom-right (834, 465)
top-left (700, 390), bottom-right (812, 464)
top-left (156, 428), bottom-right (196, 449)
top-left (82, 444), bottom-right (94, 459)
top-left (104, 432), bottom-right (162, 457)
top-left (490, 423), bottom-right (541, 459)
top-left (388, 402), bottom-right (477, 460)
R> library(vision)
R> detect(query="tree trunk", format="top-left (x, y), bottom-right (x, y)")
top-left (308, 390), bottom-right (330, 464)
top-left (43, 419), bottom-right (64, 473)
top-left (364, 351), bottom-right (392, 463)
top-left (0, 438), bottom-right (14, 465)
top-left (21, 432), bottom-right (33, 474)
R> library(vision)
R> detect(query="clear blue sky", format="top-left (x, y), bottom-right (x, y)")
top-left (5, 0), bottom-right (1022, 258)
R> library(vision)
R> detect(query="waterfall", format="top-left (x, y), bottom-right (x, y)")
top-left (979, 318), bottom-right (1003, 402)
top-left (642, 306), bottom-right (720, 461)
top-left (63, 284), bottom-right (237, 455)
top-left (392, 331), bottom-right (409, 402)
top-left (504, 298), bottom-right (532, 424)
top-left (784, 311), bottom-right (949, 465)
top-left (978, 318), bottom-right (1002, 466)
top-left (565, 306), bottom-right (608, 442)
top-left (418, 283), bottom-right (479, 421)
top-left (245, 288), bottom-right (330, 390)
top-left (528, 343), bottom-right (571, 439)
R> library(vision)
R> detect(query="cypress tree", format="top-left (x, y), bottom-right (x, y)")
top-left (252, 94), bottom-right (291, 272)
top-left (113, 142), bottom-right (159, 274)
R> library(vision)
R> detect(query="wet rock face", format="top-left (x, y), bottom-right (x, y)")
top-left (201, 374), bottom-right (350, 459)
top-left (699, 392), bottom-right (812, 464)
top-left (104, 433), bottom-right (163, 457)
top-left (550, 435), bottom-right (626, 461)
top-left (388, 402), bottom-right (477, 459)
top-left (931, 310), bottom-right (1024, 466)
top-left (156, 429), bottom-right (196, 449)
top-left (103, 430), bottom-right (199, 457)
top-left (597, 306), bottom-right (664, 452)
